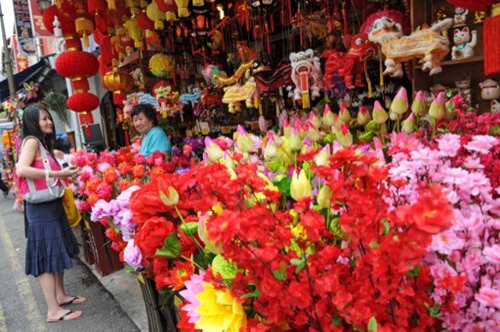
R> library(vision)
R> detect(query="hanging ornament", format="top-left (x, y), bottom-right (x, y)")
top-left (146, 2), bottom-right (166, 30)
top-left (75, 17), bottom-right (95, 47)
top-left (149, 53), bottom-right (174, 77)
top-left (174, 0), bottom-right (190, 17)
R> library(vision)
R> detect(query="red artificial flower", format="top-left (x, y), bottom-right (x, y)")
top-left (132, 164), bottom-right (146, 179)
top-left (157, 260), bottom-right (194, 290)
top-left (118, 179), bottom-right (132, 192)
top-left (117, 162), bottom-right (132, 175)
top-left (397, 186), bottom-right (454, 234)
top-left (103, 167), bottom-right (119, 184)
top-left (177, 304), bottom-right (202, 332)
top-left (134, 216), bottom-right (176, 259)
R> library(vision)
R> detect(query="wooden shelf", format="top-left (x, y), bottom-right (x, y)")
top-left (415, 56), bottom-right (484, 69)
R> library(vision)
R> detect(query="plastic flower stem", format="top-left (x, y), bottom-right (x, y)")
top-left (173, 204), bottom-right (185, 223)
top-left (181, 255), bottom-right (205, 271)
top-left (189, 234), bottom-right (205, 253)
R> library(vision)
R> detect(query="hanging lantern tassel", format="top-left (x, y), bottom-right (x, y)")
top-left (79, 112), bottom-right (94, 137)
top-left (75, 18), bottom-right (94, 48)
top-left (484, 3), bottom-right (500, 75)
top-left (108, 0), bottom-right (116, 10)
top-left (299, 68), bottom-right (311, 109)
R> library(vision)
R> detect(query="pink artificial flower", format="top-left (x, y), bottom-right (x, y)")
top-left (96, 162), bottom-right (111, 173)
top-left (429, 229), bottom-right (465, 255)
top-left (482, 245), bottom-right (500, 264)
top-left (123, 239), bottom-right (143, 270)
top-left (179, 270), bottom-right (206, 324)
top-left (464, 135), bottom-right (499, 154)
top-left (463, 156), bottom-right (485, 170)
top-left (437, 133), bottom-right (462, 158)
top-left (475, 287), bottom-right (500, 309)
top-left (90, 199), bottom-right (111, 222)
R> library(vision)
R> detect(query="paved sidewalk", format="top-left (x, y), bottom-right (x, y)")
top-left (0, 194), bottom-right (149, 331)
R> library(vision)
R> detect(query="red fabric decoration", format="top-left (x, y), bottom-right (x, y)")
top-left (67, 92), bottom-right (100, 113)
top-left (42, 5), bottom-right (78, 35)
top-left (94, 13), bottom-right (109, 32)
top-left (360, 9), bottom-right (411, 36)
top-left (55, 51), bottom-right (99, 78)
top-left (100, 37), bottom-right (115, 65)
top-left (446, 0), bottom-right (492, 12)
top-left (79, 112), bottom-right (94, 126)
top-left (93, 28), bottom-right (106, 45)
top-left (71, 78), bottom-right (91, 92)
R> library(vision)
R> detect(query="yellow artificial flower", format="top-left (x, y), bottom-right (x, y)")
top-left (195, 283), bottom-right (247, 332)
top-left (290, 169), bottom-right (312, 201)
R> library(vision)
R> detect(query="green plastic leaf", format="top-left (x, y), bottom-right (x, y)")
top-left (290, 258), bottom-right (306, 274)
top-left (180, 222), bottom-right (198, 236)
top-left (211, 254), bottom-right (238, 279)
top-left (489, 125), bottom-right (500, 135)
top-left (274, 176), bottom-right (292, 198)
top-left (365, 120), bottom-right (380, 132)
top-left (358, 131), bottom-right (374, 143)
top-left (367, 317), bottom-right (378, 332)
top-left (273, 262), bottom-right (287, 280)
top-left (241, 289), bottom-right (262, 299)
top-left (159, 187), bottom-right (179, 206)
top-left (265, 158), bottom-right (286, 173)
top-left (331, 311), bottom-right (342, 326)
top-left (406, 264), bottom-right (421, 278)
top-left (382, 219), bottom-right (390, 235)
top-left (368, 241), bottom-right (380, 249)
top-left (155, 233), bottom-right (181, 258)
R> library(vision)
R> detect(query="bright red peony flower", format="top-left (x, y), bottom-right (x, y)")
top-left (134, 216), bottom-right (176, 259)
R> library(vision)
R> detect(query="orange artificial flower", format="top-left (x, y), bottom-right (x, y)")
top-left (103, 167), bottom-right (119, 184)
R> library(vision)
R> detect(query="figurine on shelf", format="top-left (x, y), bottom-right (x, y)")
top-left (453, 7), bottom-right (469, 27)
top-left (452, 27), bottom-right (477, 60)
top-left (430, 83), bottom-right (448, 98)
top-left (479, 78), bottom-right (500, 100)
top-left (491, 100), bottom-right (500, 113)
top-left (455, 77), bottom-right (472, 104)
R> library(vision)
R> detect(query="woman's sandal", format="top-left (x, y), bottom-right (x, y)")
top-left (60, 295), bottom-right (86, 306)
top-left (47, 309), bottom-right (83, 323)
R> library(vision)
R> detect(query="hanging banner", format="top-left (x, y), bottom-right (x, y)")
top-left (28, 0), bottom-right (52, 37)
top-left (12, 35), bottom-right (29, 72)
top-left (13, 0), bottom-right (36, 56)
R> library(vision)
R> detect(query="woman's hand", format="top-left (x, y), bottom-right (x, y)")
top-left (58, 165), bottom-right (80, 179)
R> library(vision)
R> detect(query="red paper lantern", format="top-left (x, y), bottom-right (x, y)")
top-left (55, 51), bottom-right (99, 78)
top-left (42, 5), bottom-right (78, 35)
top-left (156, 0), bottom-right (177, 13)
top-left (88, 0), bottom-right (107, 13)
top-left (137, 12), bottom-right (155, 30)
top-left (67, 92), bottom-right (100, 112)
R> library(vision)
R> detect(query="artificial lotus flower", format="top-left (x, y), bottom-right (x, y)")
top-left (308, 111), bottom-right (321, 129)
top-left (411, 90), bottom-right (427, 117)
top-left (317, 184), bottom-right (332, 209)
top-left (204, 136), bottom-right (224, 163)
top-left (390, 86), bottom-right (408, 115)
top-left (194, 282), bottom-right (247, 332)
top-left (159, 186), bottom-right (179, 206)
top-left (294, 118), bottom-right (306, 139)
top-left (322, 104), bottom-right (336, 127)
top-left (198, 212), bottom-right (223, 254)
top-left (428, 92), bottom-right (446, 121)
top-left (314, 144), bottom-right (331, 166)
top-left (401, 113), bottom-right (416, 134)
top-left (357, 106), bottom-right (371, 126)
top-left (305, 121), bottom-right (321, 142)
top-left (282, 119), bottom-right (291, 138)
top-left (336, 123), bottom-right (353, 147)
top-left (264, 133), bottom-right (278, 160)
top-left (274, 134), bottom-right (284, 147)
top-left (372, 100), bottom-right (388, 124)
top-left (338, 103), bottom-right (351, 123)
top-left (222, 151), bottom-right (236, 169)
top-left (300, 137), bottom-right (314, 154)
top-left (290, 169), bottom-right (312, 201)
top-left (235, 125), bottom-right (254, 153)
top-left (289, 127), bottom-right (303, 152)
top-left (279, 109), bottom-right (288, 128)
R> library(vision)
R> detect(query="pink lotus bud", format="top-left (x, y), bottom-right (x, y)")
top-left (337, 123), bottom-right (353, 147)
top-left (428, 92), bottom-right (446, 121)
top-left (372, 100), bottom-right (388, 124)
top-left (401, 113), bottom-right (416, 134)
top-left (339, 103), bottom-right (351, 123)
top-left (236, 125), bottom-right (254, 152)
top-left (411, 91), bottom-right (427, 117)
top-left (390, 86), bottom-right (408, 115)
top-left (322, 104), bottom-right (335, 127)
top-left (305, 121), bottom-right (321, 142)
top-left (308, 112), bottom-right (321, 129)
top-left (357, 106), bottom-right (371, 126)
top-left (314, 144), bottom-right (330, 166)
top-left (289, 127), bottom-right (303, 151)
top-left (283, 119), bottom-right (291, 138)
top-left (264, 135), bottom-right (277, 160)
top-left (384, 95), bottom-right (392, 110)
top-left (294, 118), bottom-right (306, 139)
top-left (204, 137), bottom-right (224, 162)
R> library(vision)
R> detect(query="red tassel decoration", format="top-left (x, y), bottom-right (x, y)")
top-left (484, 4), bottom-right (500, 75)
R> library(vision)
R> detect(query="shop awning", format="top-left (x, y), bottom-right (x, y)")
top-left (0, 58), bottom-right (50, 101)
